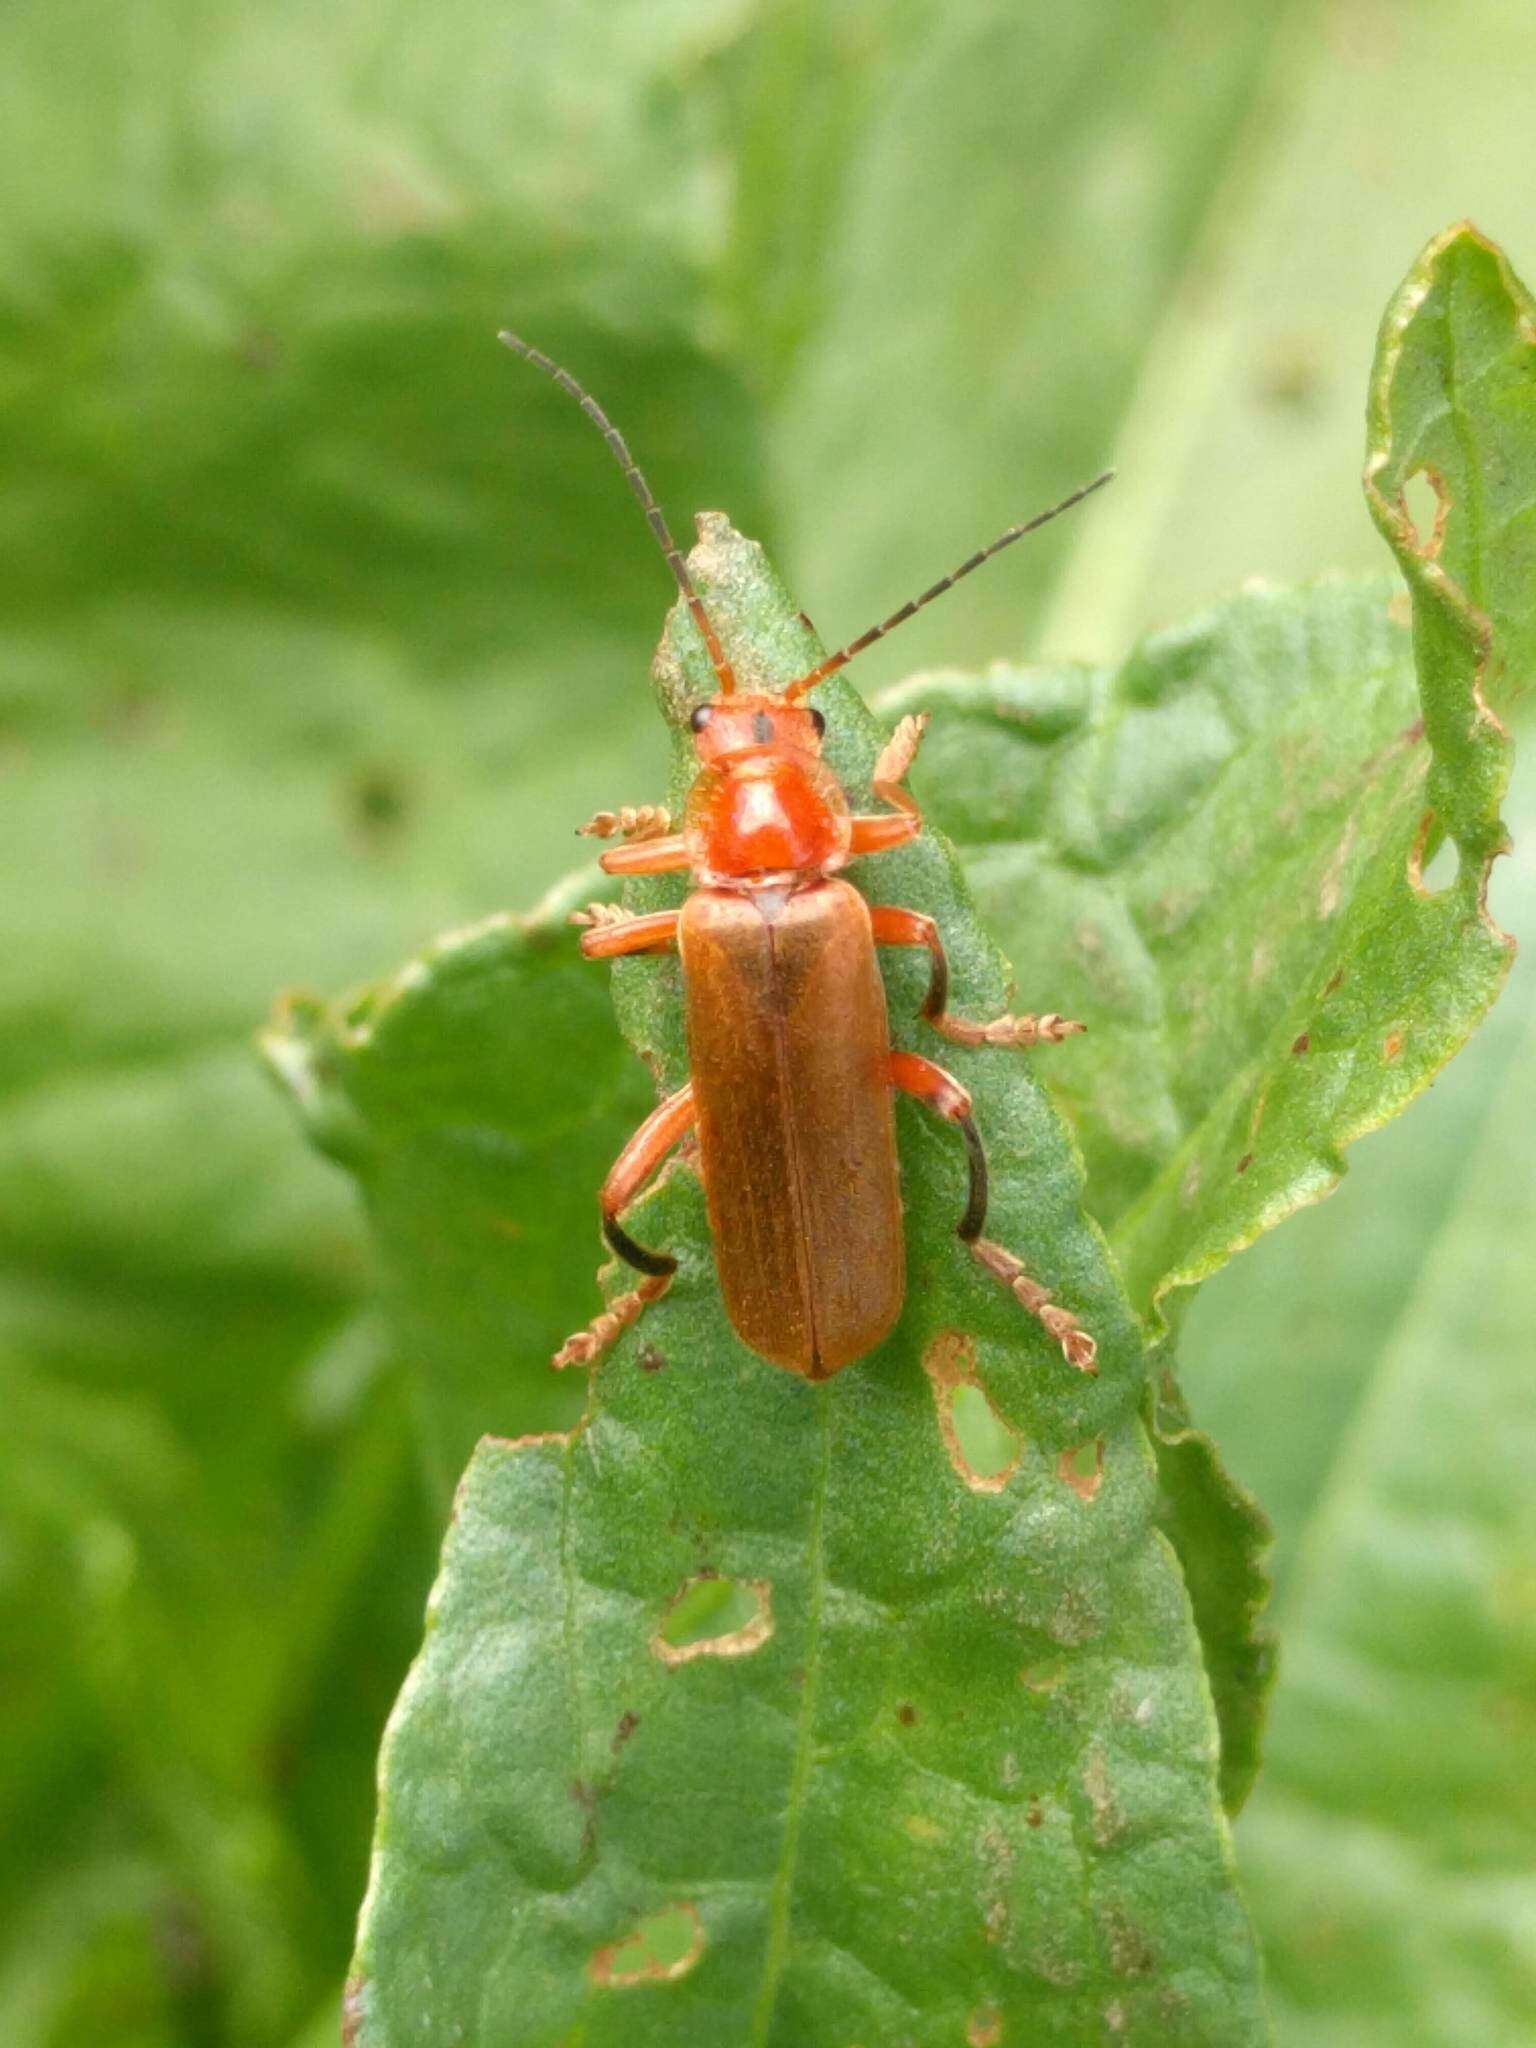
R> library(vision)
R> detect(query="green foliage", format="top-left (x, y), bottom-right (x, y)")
top-left (6, 0), bottom-right (1536, 2034)
top-left (285, 525), bottom-right (1266, 2044)
top-left (1247, 1042), bottom-right (1536, 2048)
top-left (272, 224), bottom-right (1532, 2040)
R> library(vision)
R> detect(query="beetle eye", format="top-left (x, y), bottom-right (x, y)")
top-left (808, 707), bottom-right (826, 737)
top-left (689, 704), bottom-right (713, 733)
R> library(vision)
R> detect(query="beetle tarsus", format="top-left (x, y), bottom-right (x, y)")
top-left (872, 712), bottom-right (929, 789)
top-left (553, 1272), bottom-right (672, 1371)
top-left (969, 1238), bottom-right (1098, 1374)
top-left (570, 900), bottom-right (634, 930)
top-left (578, 804), bottom-right (672, 841)
top-left (935, 1010), bottom-right (1087, 1049)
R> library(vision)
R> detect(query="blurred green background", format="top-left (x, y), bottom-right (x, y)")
top-left (5, 2), bottom-right (1534, 2042)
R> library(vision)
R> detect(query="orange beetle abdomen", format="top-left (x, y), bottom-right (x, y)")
top-left (678, 881), bottom-right (905, 1377)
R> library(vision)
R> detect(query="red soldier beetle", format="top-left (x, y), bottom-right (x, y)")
top-left (500, 332), bottom-right (1111, 1383)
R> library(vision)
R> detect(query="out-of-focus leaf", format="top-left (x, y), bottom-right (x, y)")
top-left (766, 3), bottom-right (1303, 689)
top-left (0, 5), bottom-right (769, 2036)
top-left (871, 222), bottom-right (1533, 1835)
top-left (1179, 801), bottom-right (1536, 1599)
top-left (1051, 6), bottom-right (1536, 656)
top-left (1232, 1000), bottom-right (1536, 2048)
top-left (880, 228), bottom-right (1532, 1329)
top-left (278, 521), bottom-right (1267, 2044)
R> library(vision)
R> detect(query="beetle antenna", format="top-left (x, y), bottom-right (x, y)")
top-left (781, 470), bottom-right (1115, 701)
top-left (498, 331), bottom-right (739, 695)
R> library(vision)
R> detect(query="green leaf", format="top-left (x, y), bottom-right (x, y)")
top-left (281, 521), bottom-right (1267, 2043)
top-left (876, 226), bottom-right (1532, 1322)
top-left (763, 3), bottom-right (1305, 689)
top-left (1234, 995), bottom-right (1536, 2048)
top-left (873, 221), bottom-right (1534, 1837)
top-left (1149, 1380), bottom-right (1275, 1817)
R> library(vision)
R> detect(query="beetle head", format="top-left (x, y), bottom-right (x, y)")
top-left (687, 693), bottom-right (825, 766)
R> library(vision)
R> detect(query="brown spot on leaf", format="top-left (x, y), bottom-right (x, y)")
top-left (1236, 1152), bottom-right (1254, 1175)
top-left (1383, 1031), bottom-right (1404, 1062)
top-left (1401, 464), bottom-right (1451, 560)
top-left (896, 1701), bottom-right (918, 1726)
top-left (1406, 807), bottom-right (1437, 895)
top-left (1105, 1906), bottom-right (1156, 1977)
top-left (1324, 968), bottom-right (1345, 996)
top-left (922, 1329), bottom-right (1024, 1492)
top-left (589, 1901), bottom-right (705, 1987)
top-left (1058, 1440), bottom-right (1104, 1503)
top-left (1083, 1744), bottom-right (1125, 1846)
top-left (652, 1573), bottom-right (773, 1666)
top-left (484, 1425), bottom-right (582, 1453)
top-left (967, 2006), bottom-right (1004, 2047)
top-left (1026, 1801), bottom-right (1044, 1829)
top-left (612, 1710), bottom-right (640, 1754)
top-left (341, 1975), bottom-right (368, 2048)
top-left (572, 1780), bottom-right (599, 1857)
top-left (637, 1344), bottom-right (667, 1373)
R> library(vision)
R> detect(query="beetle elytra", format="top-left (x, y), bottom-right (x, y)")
top-left (501, 332), bottom-right (1109, 1382)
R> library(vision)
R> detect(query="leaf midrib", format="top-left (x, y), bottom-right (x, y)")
top-left (749, 1383), bottom-right (831, 2044)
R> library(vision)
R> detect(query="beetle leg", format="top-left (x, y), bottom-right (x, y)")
top-left (871, 907), bottom-right (1085, 1048)
top-left (872, 711), bottom-right (929, 788)
top-left (889, 1049), bottom-right (1097, 1374)
top-left (578, 804), bottom-right (673, 841)
top-left (570, 906), bottom-right (680, 959)
top-left (553, 1082), bottom-right (696, 1370)
top-left (849, 780), bottom-right (922, 857)
top-left (598, 832), bottom-right (691, 876)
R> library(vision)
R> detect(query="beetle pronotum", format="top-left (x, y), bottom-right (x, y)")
top-left (501, 332), bottom-right (1110, 1382)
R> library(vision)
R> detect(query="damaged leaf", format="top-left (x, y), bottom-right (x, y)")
top-left (276, 522), bottom-right (1268, 2044)
top-left (873, 223), bottom-right (1534, 1822)
top-left (886, 222), bottom-right (1531, 1325)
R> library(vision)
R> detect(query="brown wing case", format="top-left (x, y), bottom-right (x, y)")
top-left (679, 880), bottom-right (904, 1377)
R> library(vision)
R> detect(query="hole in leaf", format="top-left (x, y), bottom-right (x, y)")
top-left (1401, 466), bottom-right (1448, 558)
top-left (1425, 836), bottom-right (1458, 891)
top-left (922, 1330), bottom-right (1024, 1493)
top-left (652, 1573), bottom-right (773, 1665)
top-left (950, 1383), bottom-right (1022, 1485)
top-left (1058, 1440), bottom-right (1104, 1502)
top-left (1406, 808), bottom-right (1459, 895)
top-left (588, 1901), bottom-right (705, 1987)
